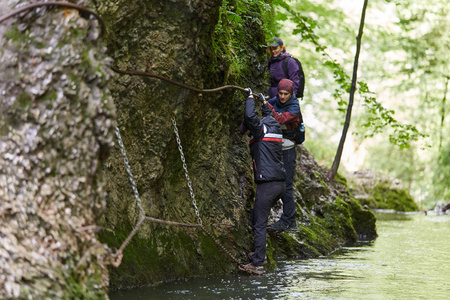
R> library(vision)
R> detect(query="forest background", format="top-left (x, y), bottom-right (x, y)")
top-left (258, 0), bottom-right (449, 209)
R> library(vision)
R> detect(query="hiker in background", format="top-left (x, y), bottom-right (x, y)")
top-left (267, 79), bottom-right (301, 232)
top-left (267, 37), bottom-right (305, 99)
top-left (239, 89), bottom-right (286, 275)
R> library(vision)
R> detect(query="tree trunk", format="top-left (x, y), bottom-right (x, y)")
top-left (0, 1), bottom-right (115, 298)
top-left (438, 77), bottom-right (448, 150)
top-left (328, 0), bottom-right (369, 181)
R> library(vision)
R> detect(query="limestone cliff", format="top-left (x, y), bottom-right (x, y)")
top-left (96, 0), bottom-right (258, 288)
top-left (0, 0), bottom-right (115, 298)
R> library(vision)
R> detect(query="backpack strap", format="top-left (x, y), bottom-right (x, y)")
top-left (282, 57), bottom-right (290, 79)
top-left (282, 57), bottom-right (305, 99)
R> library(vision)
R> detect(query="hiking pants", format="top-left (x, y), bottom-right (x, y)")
top-left (279, 147), bottom-right (297, 226)
top-left (252, 181), bottom-right (285, 266)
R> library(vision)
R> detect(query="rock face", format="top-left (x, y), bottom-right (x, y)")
top-left (0, 0), bottom-right (115, 298)
top-left (95, 0), bottom-right (377, 286)
top-left (96, 0), bottom-right (258, 288)
top-left (347, 170), bottom-right (419, 212)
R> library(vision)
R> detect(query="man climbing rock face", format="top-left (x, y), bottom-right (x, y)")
top-left (239, 90), bottom-right (286, 275)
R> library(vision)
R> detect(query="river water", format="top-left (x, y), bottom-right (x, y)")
top-left (110, 212), bottom-right (450, 299)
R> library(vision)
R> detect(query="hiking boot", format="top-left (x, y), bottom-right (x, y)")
top-left (286, 222), bottom-right (300, 233)
top-left (239, 263), bottom-right (264, 275)
top-left (268, 220), bottom-right (289, 232)
top-left (248, 252), bottom-right (267, 265)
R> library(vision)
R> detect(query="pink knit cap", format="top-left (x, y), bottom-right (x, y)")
top-left (278, 79), bottom-right (294, 94)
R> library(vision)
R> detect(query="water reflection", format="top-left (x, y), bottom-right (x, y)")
top-left (110, 213), bottom-right (450, 300)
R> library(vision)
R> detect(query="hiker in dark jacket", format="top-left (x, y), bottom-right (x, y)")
top-left (239, 91), bottom-right (286, 275)
top-left (267, 37), bottom-right (302, 98)
top-left (267, 79), bottom-right (301, 232)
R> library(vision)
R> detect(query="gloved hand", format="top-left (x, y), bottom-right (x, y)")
top-left (244, 88), bottom-right (253, 97)
top-left (257, 93), bottom-right (266, 103)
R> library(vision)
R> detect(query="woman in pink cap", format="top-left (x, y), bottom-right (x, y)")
top-left (266, 79), bottom-right (302, 232)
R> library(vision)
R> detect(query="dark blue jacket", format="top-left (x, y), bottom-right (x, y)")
top-left (244, 97), bottom-right (286, 183)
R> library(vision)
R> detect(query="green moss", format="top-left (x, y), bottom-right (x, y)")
top-left (348, 172), bottom-right (418, 212)
top-left (298, 221), bottom-right (334, 255)
top-left (6, 92), bottom-right (33, 125)
top-left (66, 270), bottom-right (105, 299)
top-left (4, 25), bottom-right (29, 43)
top-left (264, 238), bottom-right (277, 270)
top-left (334, 171), bottom-right (348, 186)
top-left (347, 198), bottom-right (377, 239)
top-left (268, 188), bottom-right (376, 260)
top-left (372, 185), bottom-right (418, 212)
top-left (38, 89), bottom-right (57, 102)
top-left (211, 0), bottom-right (272, 82)
top-left (99, 218), bottom-right (238, 289)
top-left (270, 214), bottom-right (340, 259)
top-left (314, 171), bottom-right (327, 188)
top-left (98, 223), bottom-right (160, 287)
top-left (81, 49), bottom-right (93, 72)
top-left (0, 119), bottom-right (8, 136)
top-left (16, 92), bottom-right (32, 109)
top-left (357, 195), bottom-right (377, 208)
top-left (321, 197), bottom-right (357, 243)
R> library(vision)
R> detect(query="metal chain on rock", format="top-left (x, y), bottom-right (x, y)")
top-left (172, 117), bottom-right (202, 225)
top-left (172, 117), bottom-right (246, 269)
top-left (199, 226), bottom-right (244, 268)
top-left (115, 126), bottom-right (145, 217)
top-left (114, 124), bottom-right (245, 269)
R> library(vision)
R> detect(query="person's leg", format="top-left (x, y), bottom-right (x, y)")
top-left (252, 181), bottom-right (285, 266)
top-left (279, 147), bottom-right (296, 226)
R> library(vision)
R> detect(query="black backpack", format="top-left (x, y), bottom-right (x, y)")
top-left (282, 57), bottom-right (305, 99)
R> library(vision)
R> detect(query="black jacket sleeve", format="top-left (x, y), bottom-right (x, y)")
top-left (244, 97), bottom-right (264, 140)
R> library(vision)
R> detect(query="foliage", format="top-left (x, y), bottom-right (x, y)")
top-left (357, 0), bottom-right (450, 207)
top-left (269, 0), bottom-right (449, 208)
top-left (392, 0), bottom-right (449, 204)
top-left (213, 0), bottom-right (423, 157)
top-left (274, 0), bottom-right (423, 151)
top-left (359, 86), bottom-right (423, 150)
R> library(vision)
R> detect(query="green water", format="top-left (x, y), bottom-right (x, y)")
top-left (110, 213), bottom-right (450, 299)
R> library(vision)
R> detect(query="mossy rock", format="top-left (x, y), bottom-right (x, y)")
top-left (347, 170), bottom-right (418, 212)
